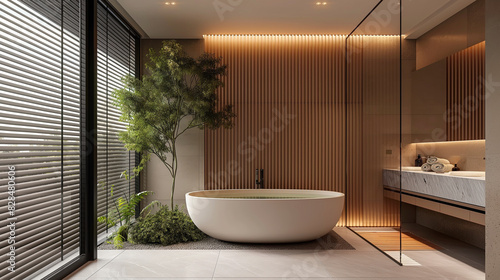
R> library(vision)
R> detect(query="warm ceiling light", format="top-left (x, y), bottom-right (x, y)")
top-left (316, 2), bottom-right (327, 5)
top-left (165, 2), bottom-right (176, 5)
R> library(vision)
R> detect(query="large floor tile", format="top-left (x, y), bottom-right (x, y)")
top-left (69, 227), bottom-right (484, 280)
top-left (404, 251), bottom-right (485, 280)
top-left (213, 277), bottom-right (448, 280)
top-left (66, 250), bottom-right (124, 279)
top-left (402, 223), bottom-right (485, 269)
top-left (89, 250), bottom-right (219, 278)
top-left (315, 251), bottom-right (439, 278)
top-left (214, 250), bottom-right (332, 278)
top-left (90, 278), bottom-right (211, 280)
top-left (327, 278), bottom-right (447, 280)
top-left (333, 227), bottom-right (378, 252)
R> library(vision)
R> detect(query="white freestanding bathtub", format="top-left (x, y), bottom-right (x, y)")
top-left (185, 189), bottom-right (345, 243)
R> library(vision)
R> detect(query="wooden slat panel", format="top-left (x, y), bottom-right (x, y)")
top-left (360, 36), bottom-right (401, 227)
top-left (446, 41), bottom-right (485, 141)
top-left (204, 35), bottom-right (400, 227)
top-left (346, 36), bottom-right (364, 226)
top-left (357, 232), bottom-right (441, 251)
top-left (204, 35), bottom-right (348, 225)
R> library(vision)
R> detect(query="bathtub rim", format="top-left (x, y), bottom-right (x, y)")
top-left (186, 189), bottom-right (345, 201)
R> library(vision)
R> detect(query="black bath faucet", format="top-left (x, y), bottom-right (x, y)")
top-left (255, 168), bottom-right (264, 188)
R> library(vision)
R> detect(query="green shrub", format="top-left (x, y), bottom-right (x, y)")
top-left (129, 205), bottom-right (205, 245)
top-left (98, 180), bottom-right (161, 249)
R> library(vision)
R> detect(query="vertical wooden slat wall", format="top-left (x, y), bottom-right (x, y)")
top-left (204, 35), bottom-right (400, 227)
top-left (361, 36), bottom-right (401, 227)
top-left (204, 35), bottom-right (348, 225)
top-left (346, 36), bottom-right (364, 226)
top-left (446, 41), bottom-right (485, 141)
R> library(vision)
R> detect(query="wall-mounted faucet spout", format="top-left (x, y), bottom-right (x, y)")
top-left (255, 168), bottom-right (264, 188)
top-left (260, 169), bottom-right (264, 188)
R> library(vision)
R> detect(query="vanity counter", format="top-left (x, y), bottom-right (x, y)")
top-left (383, 169), bottom-right (485, 207)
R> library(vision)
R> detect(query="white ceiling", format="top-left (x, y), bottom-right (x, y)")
top-left (114, 0), bottom-right (476, 39)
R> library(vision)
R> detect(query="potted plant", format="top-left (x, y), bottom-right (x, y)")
top-left (114, 40), bottom-right (235, 209)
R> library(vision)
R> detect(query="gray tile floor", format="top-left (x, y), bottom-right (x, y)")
top-left (65, 227), bottom-right (485, 280)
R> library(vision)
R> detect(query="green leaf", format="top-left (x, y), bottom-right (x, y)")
top-left (113, 233), bottom-right (125, 249)
top-left (140, 200), bottom-right (162, 216)
top-left (99, 175), bottom-right (154, 245)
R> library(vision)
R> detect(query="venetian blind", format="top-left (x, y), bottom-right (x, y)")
top-left (96, 1), bottom-right (138, 236)
top-left (0, 0), bottom-right (84, 279)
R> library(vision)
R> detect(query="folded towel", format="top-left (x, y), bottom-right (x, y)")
top-left (421, 163), bottom-right (432, 172)
top-left (427, 156), bottom-right (450, 165)
top-left (431, 163), bottom-right (454, 173)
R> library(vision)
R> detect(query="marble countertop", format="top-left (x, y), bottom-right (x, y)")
top-left (383, 169), bottom-right (485, 207)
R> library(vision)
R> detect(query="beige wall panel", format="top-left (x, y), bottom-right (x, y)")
top-left (416, 0), bottom-right (485, 69)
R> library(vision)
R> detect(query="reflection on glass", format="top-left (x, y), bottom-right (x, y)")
top-left (346, 0), bottom-right (402, 264)
top-left (400, 0), bottom-right (485, 271)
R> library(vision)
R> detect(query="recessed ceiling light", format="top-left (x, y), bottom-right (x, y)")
top-left (165, 2), bottom-right (176, 5)
top-left (315, 2), bottom-right (327, 6)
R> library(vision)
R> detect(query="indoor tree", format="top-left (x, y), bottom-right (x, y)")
top-left (114, 40), bottom-right (234, 209)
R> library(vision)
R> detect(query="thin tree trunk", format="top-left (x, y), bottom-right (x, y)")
top-left (170, 141), bottom-right (178, 209)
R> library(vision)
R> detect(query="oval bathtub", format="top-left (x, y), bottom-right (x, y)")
top-left (185, 189), bottom-right (344, 243)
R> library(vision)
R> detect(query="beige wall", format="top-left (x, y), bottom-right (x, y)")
top-left (485, 0), bottom-right (500, 278)
top-left (416, 0), bottom-right (485, 69)
top-left (140, 39), bottom-right (205, 208)
top-left (410, 59), bottom-right (447, 143)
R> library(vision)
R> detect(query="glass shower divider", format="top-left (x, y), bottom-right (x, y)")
top-left (345, 0), bottom-right (403, 264)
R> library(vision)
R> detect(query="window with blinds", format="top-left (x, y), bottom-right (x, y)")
top-left (0, 1), bottom-right (84, 279)
top-left (0, 0), bottom-right (139, 278)
top-left (96, 1), bottom-right (138, 237)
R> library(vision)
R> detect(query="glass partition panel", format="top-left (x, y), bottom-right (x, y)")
top-left (346, 0), bottom-right (402, 264)
top-left (400, 0), bottom-right (485, 269)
